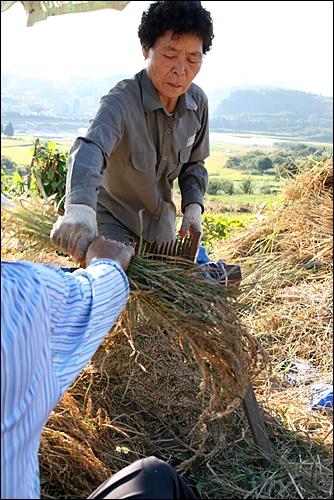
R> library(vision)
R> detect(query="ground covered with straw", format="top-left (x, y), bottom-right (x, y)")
top-left (1, 155), bottom-right (332, 499)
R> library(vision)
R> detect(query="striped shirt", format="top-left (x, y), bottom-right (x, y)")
top-left (1, 259), bottom-right (130, 499)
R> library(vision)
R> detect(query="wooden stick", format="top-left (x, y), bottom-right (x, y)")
top-left (242, 385), bottom-right (273, 468)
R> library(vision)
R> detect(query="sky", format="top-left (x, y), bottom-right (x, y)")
top-left (1, 1), bottom-right (333, 97)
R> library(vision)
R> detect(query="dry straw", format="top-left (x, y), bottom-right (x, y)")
top-left (1, 155), bottom-right (333, 499)
top-left (1, 192), bottom-right (269, 411)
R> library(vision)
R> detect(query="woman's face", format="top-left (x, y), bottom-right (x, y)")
top-left (142, 30), bottom-right (203, 113)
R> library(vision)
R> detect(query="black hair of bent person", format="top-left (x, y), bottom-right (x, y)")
top-left (138, 1), bottom-right (214, 55)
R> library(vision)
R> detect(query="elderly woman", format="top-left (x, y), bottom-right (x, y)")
top-left (51, 1), bottom-right (214, 263)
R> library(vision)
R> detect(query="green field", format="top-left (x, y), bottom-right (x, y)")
top-left (1, 136), bottom-right (73, 167)
top-left (3, 133), bottom-right (321, 210)
top-left (2, 132), bottom-right (331, 169)
top-left (0, 134), bottom-right (282, 210)
top-left (1, 134), bottom-right (281, 170)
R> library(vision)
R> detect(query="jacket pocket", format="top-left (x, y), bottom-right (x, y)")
top-left (128, 151), bottom-right (157, 188)
top-left (129, 151), bottom-right (157, 172)
top-left (168, 147), bottom-right (192, 181)
top-left (178, 147), bottom-right (192, 165)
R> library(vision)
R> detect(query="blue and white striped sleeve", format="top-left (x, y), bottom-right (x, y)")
top-left (38, 259), bottom-right (130, 395)
top-left (1, 259), bottom-right (129, 498)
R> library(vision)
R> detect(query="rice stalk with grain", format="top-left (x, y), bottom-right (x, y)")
top-left (1, 194), bottom-right (267, 414)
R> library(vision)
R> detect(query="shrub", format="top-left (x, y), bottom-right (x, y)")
top-left (257, 156), bottom-right (273, 172)
top-left (207, 178), bottom-right (235, 196)
top-left (220, 179), bottom-right (235, 195)
top-left (240, 177), bottom-right (254, 194)
top-left (207, 178), bottom-right (224, 195)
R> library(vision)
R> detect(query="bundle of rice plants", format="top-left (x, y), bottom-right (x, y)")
top-left (1, 194), bottom-right (268, 415)
top-left (124, 253), bottom-right (268, 414)
top-left (1, 195), bottom-right (56, 258)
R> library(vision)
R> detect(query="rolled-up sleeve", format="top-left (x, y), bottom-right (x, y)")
top-left (43, 259), bottom-right (129, 393)
top-left (1, 259), bottom-right (129, 396)
top-left (65, 99), bottom-right (122, 209)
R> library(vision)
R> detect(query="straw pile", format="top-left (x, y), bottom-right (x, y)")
top-left (213, 156), bottom-right (333, 367)
top-left (1, 155), bottom-right (332, 499)
top-left (206, 155), bottom-right (333, 496)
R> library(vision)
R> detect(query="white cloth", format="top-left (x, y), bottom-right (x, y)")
top-left (1, 1), bottom-right (131, 27)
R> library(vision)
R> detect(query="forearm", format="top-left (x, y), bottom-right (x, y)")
top-left (66, 101), bottom-right (122, 207)
top-left (65, 138), bottom-right (106, 208)
top-left (178, 160), bottom-right (208, 213)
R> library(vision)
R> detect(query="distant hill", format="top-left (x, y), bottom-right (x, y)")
top-left (214, 88), bottom-right (332, 120)
top-left (208, 87), bottom-right (332, 142)
top-left (206, 84), bottom-right (292, 114)
top-left (1, 72), bottom-right (332, 143)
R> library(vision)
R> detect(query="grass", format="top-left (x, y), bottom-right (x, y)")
top-left (205, 193), bottom-right (278, 206)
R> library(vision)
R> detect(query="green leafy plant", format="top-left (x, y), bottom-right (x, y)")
top-left (207, 178), bottom-right (235, 196)
top-left (28, 139), bottom-right (69, 210)
top-left (1, 169), bottom-right (28, 196)
top-left (202, 213), bottom-right (254, 253)
top-left (1, 140), bottom-right (69, 209)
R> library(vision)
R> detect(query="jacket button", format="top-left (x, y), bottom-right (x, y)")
top-left (162, 155), bottom-right (168, 161)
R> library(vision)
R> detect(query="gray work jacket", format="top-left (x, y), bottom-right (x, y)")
top-left (66, 69), bottom-right (210, 244)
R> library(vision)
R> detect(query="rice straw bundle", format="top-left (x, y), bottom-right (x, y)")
top-left (1, 195), bottom-right (56, 257)
top-left (1, 194), bottom-right (267, 414)
top-left (124, 254), bottom-right (268, 414)
top-left (211, 156), bottom-right (333, 419)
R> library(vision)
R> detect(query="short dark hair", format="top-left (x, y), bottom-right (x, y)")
top-left (138, 1), bottom-right (214, 55)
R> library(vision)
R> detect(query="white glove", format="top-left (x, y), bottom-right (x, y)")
top-left (179, 203), bottom-right (202, 238)
top-left (50, 204), bottom-right (98, 263)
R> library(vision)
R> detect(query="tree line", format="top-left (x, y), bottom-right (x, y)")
top-left (209, 88), bottom-right (333, 142)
